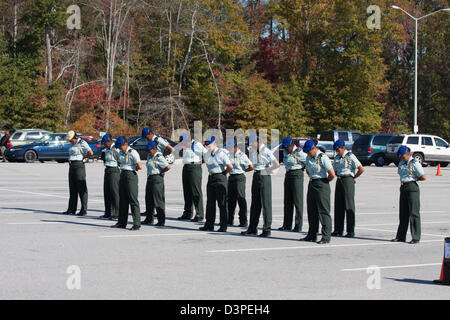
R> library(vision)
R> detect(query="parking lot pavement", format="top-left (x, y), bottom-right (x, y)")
top-left (0, 161), bottom-right (449, 300)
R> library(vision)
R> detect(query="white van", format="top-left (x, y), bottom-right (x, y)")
top-left (386, 134), bottom-right (450, 167)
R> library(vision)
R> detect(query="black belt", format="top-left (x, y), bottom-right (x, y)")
top-left (69, 160), bottom-right (83, 164)
top-left (209, 172), bottom-right (225, 176)
top-left (337, 175), bottom-right (353, 179)
top-left (230, 173), bottom-right (244, 176)
top-left (401, 181), bottom-right (416, 186)
top-left (287, 169), bottom-right (303, 173)
top-left (185, 162), bottom-right (201, 165)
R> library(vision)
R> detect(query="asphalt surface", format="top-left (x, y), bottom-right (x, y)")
top-left (0, 160), bottom-right (449, 300)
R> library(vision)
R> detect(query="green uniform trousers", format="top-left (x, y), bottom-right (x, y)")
top-left (103, 167), bottom-right (120, 218)
top-left (248, 171), bottom-right (272, 233)
top-left (228, 174), bottom-right (247, 225)
top-left (396, 181), bottom-right (421, 241)
top-left (334, 176), bottom-right (356, 234)
top-left (307, 179), bottom-right (332, 241)
top-left (205, 173), bottom-right (228, 230)
top-left (283, 170), bottom-right (304, 229)
top-left (182, 164), bottom-right (204, 219)
top-left (145, 174), bottom-right (166, 224)
top-left (68, 161), bottom-right (88, 213)
top-left (118, 170), bottom-right (141, 228)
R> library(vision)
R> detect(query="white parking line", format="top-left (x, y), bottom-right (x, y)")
top-left (358, 221), bottom-right (450, 227)
top-left (206, 239), bottom-right (443, 253)
top-left (0, 188), bottom-right (103, 202)
top-left (341, 263), bottom-right (442, 272)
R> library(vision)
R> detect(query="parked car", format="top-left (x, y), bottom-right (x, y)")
top-left (317, 130), bottom-right (361, 159)
top-left (5, 133), bottom-right (102, 163)
top-left (9, 129), bottom-right (52, 147)
top-left (385, 134), bottom-right (450, 167)
top-left (127, 136), bottom-right (178, 164)
top-left (353, 134), bottom-right (398, 167)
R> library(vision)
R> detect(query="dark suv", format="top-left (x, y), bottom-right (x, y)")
top-left (353, 134), bottom-right (398, 167)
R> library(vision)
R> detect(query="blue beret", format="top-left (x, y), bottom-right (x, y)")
top-left (282, 137), bottom-right (292, 148)
top-left (333, 139), bottom-right (345, 150)
top-left (204, 136), bottom-right (216, 146)
top-left (115, 136), bottom-right (125, 149)
top-left (179, 133), bottom-right (189, 143)
top-left (141, 128), bottom-right (150, 138)
top-left (397, 145), bottom-right (408, 157)
top-left (226, 139), bottom-right (236, 149)
top-left (303, 140), bottom-right (315, 153)
top-left (146, 141), bottom-right (157, 152)
top-left (101, 134), bottom-right (111, 145)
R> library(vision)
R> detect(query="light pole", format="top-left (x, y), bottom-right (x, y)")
top-left (391, 6), bottom-right (449, 134)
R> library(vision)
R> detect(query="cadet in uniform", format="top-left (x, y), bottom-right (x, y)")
top-left (178, 133), bottom-right (207, 222)
top-left (142, 128), bottom-right (174, 157)
top-left (242, 135), bottom-right (280, 237)
top-left (142, 141), bottom-right (171, 226)
top-left (112, 137), bottom-right (143, 231)
top-left (392, 146), bottom-right (426, 244)
top-left (63, 131), bottom-right (93, 216)
top-left (200, 136), bottom-right (233, 232)
top-left (101, 134), bottom-right (120, 220)
top-left (301, 140), bottom-right (335, 244)
top-left (141, 128), bottom-right (174, 220)
top-left (225, 138), bottom-right (253, 227)
top-left (279, 137), bottom-right (307, 232)
top-left (332, 139), bottom-right (364, 238)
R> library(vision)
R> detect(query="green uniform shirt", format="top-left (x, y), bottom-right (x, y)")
top-left (205, 147), bottom-right (231, 174)
top-left (153, 135), bottom-right (169, 154)
top-left (250, 144), bottom-right (276, 171)
top-left (183, 140), bottom-right (207, 164)
top-left (104, 145), bottom-right (119, 167)
top-left (146, 151), bottom-right (169, 175)
top-left (305, 151), bottom-right (333, 179)
top-left (398, 158), bottom-right (424, 183)
top-left (333, 150), bottom-right (361, 177)
top-left (283, 146), bottom-right (306, 171)
top-left (227, 149), bottom-right (252, 175)
top-left (68, 139), bottom-right (91, 161)
top-left (118, 147), bottom-right (141, 171)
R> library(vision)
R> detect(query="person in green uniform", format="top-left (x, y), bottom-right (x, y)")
top-left (279, 137), bottom-right (307, 233)
top-left (112, 136), bottom-right (143, 231)
top-left (301, 139), bottom-right (336, 244)
top-left (242, 134), bottom-right (280, 238)
top-left (101, 134), bottom-right (120, 220)
top-left (142, 128), bottom-right (174, 157)
top-left (178, 133), bottom-right (207, 222)
top-left (225, 138), bottom-right (253, 227)
top-left (332, 139), bottom-right (364, 238)
top-left (142, 141), bottom-right (171, 226)
top-left (200, 136), bottom-right (233, 232)
top-left (392, 146), bottom-right (426, 244)
top-left (63, 131), bottom-right (93, 216)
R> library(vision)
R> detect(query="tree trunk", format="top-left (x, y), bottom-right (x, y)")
top-left (45, 27), bottom-right (53, 85)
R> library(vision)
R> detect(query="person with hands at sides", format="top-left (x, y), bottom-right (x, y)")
top-left (242, 134), bottom-right (280, 238)
top-left (301, 139), bottom-right (336, 244)
top-left (332, 139), bottom-right (364, 238)
top-left (112, 136), bottom-right (143, 231)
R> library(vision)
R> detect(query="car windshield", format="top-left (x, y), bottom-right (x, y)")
top-left (35, 134), bottom-right (53, 144)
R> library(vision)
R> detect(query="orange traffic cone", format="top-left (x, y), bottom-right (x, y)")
top-left (436, 163), bottom-right (442, 176)
top-left (433, 258), bottom-right (444, 284)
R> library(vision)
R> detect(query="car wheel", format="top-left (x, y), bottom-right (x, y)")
top-left (413, 153), bottom-right (424, 165)
top-left (440, 162), bottom-right (448, 168)
top-left (24, 150), bottom-right (38, 163)
top-left (166, 154), bottom-right (175, 164)
top-left (374, 155), bottom-right (385, 167)
top-left (56, 160), bottom-right (66, 163)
